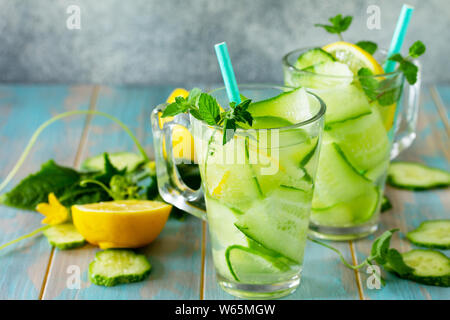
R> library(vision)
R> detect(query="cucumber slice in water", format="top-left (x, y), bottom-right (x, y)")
top-left (294, 48), bottom-right (336, 70)
top-left (313, 142), bottom-right (377, 208)
top-left (314, 84), bottom-right (372, 126)
top-left (43, 223), bottom-right (86, 250)
top-left (235, 186), bottom-right (310, 263)
top-left (406, 220), bottom-right (450, 249)
top-left (206, 197), bottom-right (249, 281)
top-left (312, 189), bottom-right (379, 226)
top-left (225, 245), bottom-right (291, 283)
top-left (387, 162), bottom-right (450, 190)
top-left (388, 249), bottom-right (450, 287)
top-left (247, 87), bottom-right (317, 125)
top-left (82, 152), bottom-right (145, 172)
top-left (205, 135), bottom-right (262, 212)
top-left (89, 249), bottom-right (151, 287)
top-left (326, 107), bottom-right (390, 172)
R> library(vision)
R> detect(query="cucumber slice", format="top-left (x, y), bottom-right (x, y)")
top-left (312, 189), bottom-right (379, 226)
top-left (89, 249), bottom-right (151, 287)
top-left (206, 197), bottom-right (249, 281)
top-left (387, 162), bottom-right (450, 190)
top-left (388, 249), bottom-right (450, 287)
top-left (314, 84), bottom-right (372, 126)
top-left (43, 223), bottom-right (86, 250)
top-left (308, 61), bottom-right (354, 85)
top-left (246, 116), bottom-right (293, 129)
top-left (82, 152), bottom-right (145, 172)
top-left (365, 159), bottom-right (389, 183)
top-left (247, 87), bottom-right (317, 124)
top-left (312, 142), bottom-right (377, 210)
top-left (294, 48), bottom-right (336, 70)
top-left (235, 186), bottom-right (311, 263)
top-left (225, 245), bottom-right (290, 283)
top-left (326, 107), bottom-right (389, 172)
top-left (205, 135), bottom-right (262, 212)
top-left (406, 220), bottom-right (450, 249)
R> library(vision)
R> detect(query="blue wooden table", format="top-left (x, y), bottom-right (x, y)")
top-left (0, 84), bottom-right (448, 300)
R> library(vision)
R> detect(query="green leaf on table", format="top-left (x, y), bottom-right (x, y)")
top-left (370, 228), bottom-right (398, 265)
top-left (356, 41), bottom-right (378, 55)
top-left (0, 160), bottom-right (81, 210)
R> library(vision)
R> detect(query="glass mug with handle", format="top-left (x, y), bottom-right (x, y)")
top-left (283, 47), bottom-right (421, 240)
top-left (151, 84), bottom-right (326, 299)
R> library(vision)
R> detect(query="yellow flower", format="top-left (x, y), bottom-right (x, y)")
top-left (36, 193), bottom-right (69, 225)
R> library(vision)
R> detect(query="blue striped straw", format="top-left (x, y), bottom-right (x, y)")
top-left (383, 4), bottom-right (414, 73)
top-left (214, 42), bottom-right (241, 104)
top-left (385, 4), bottom-right (415, 142)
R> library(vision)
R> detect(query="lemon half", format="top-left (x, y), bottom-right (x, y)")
top-left (72, 200), bottom-right (172, 249)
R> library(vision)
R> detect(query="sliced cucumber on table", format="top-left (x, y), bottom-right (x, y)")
top-left (82, 152), bottom-right (145, 172)
top-left (89, 249), bottom-right (151, 287)
top-left (43, 223), bottom-right (86, 250)
top-left (386, 249), bottom-right (450, 287)
top-left (407, 220), bottom-right (450, 249)
top-left (387, 162), bottom-right (450, 190)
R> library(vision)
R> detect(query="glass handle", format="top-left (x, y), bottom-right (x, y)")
top-left (390, 60), bottom-right (421, 159)
top-left (151, 106), bottom-right (207, 220)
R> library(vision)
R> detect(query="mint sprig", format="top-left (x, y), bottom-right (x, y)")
top-left (161, 89), bottom-right (253, 145)
top-left (315, 14), bottom-right (352, 41)
top-left (309, 229), bottom-right (414, 285)
top-left (387, 41), bottom-right (425, 85)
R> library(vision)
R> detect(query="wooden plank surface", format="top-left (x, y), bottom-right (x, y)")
top-left (42, 86), bottom-right (203, 300)
top-left (352, 88), bottom-right (450, 300)
top-left (0, 84), bottom-right (448, 300)
top-left (0, 85), bottom-right (93, 299)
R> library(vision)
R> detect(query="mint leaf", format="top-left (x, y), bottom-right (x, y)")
top-left (222, 118), bottom-right (236, 145)
top-left (162, 102), bottom-right (185, 118)
top-left (187, 88), bottom-right (202, 104)
top-left (198, 93), bottom-right (220, 125)
top-left (388, 53), bottom-right (404, 64)
top-left (356, 41), bottom-right (378, 55)
top-left (409, 41), bottom-right (426, 58)
top-left (358, 68), bottom-right (378, 100)
top-left (400, 60), bottom-right (419, 85)
top-left (189, 108), bottom-right (203, 121)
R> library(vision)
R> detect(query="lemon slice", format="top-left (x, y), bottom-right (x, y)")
top-left (72, 200), bottom-right (172, 249)
top-left (323, 41), bottom-right (384, 74)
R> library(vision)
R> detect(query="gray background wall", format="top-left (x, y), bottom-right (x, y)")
top-left (0, 0), bottom-right (448, 85)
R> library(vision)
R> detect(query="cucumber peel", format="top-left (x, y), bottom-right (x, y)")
top-left (406, 220), bottom-right (450, 249)
top-left (89, 249), bottom-right (151, 287)
top-left (387, 162), bottom-right (450, 190)
top-left (43, 223), bottom-right (86, 250)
